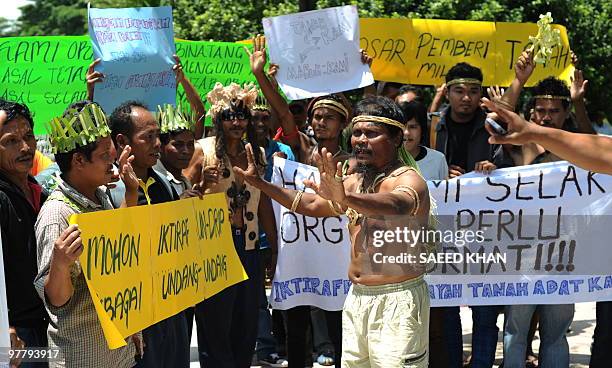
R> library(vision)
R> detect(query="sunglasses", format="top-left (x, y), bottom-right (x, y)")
top-left (220, 110), bottom-right (248, 121)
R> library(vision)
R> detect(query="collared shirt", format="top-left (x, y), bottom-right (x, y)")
top-left (136, 168), bottom-right (178, 206)
top-left (154, 160), bottom-right (192, 196)
top-left (33, 177), bottom-right (136, 368)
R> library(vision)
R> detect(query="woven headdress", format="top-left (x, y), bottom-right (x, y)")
top-left (157, 103), bottom-right (195, 133)
top-left (528, 12), bottom-right (562, 64)
top-left (206, 82), bottom-right (259, 118)
top-left (47, 103), bottom-right (111, 154)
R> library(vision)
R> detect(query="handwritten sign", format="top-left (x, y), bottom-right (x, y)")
top-left (271, 159), bottom-right (612, 307)
top-left (0, 36), bottom-right (257, 135)
top-left (426, 161), bottom-right (612, 306)
top-left (70, 194), bottom-right (247, 349)
top-left (360, 19), bottom-right (573, 87)
top-left (88, 6), bottom-right (176, 113)
top-left (263, 5), bottom-right (374, 100)
top-left (270, 158), bottom-right (351, 311)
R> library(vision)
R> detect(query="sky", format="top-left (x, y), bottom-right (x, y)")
top-left (4, 0), bottom-right (31, 20)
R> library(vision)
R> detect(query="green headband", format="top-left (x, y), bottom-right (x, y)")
top-left (47, 103), bottom-right (111, 154)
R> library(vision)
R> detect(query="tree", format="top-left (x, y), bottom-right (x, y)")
top-left (0, 17), bottom-right (18, 36)
top-left (8, 0), bottom-right (612, 117)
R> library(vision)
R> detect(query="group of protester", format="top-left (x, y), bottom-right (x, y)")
top-left (1, 30), bottom-right (611, 368)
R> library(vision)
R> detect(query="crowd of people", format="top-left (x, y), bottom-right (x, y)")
top-left (1, 31), bottom-right (611, 368)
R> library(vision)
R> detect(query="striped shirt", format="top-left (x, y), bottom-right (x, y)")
top-left (33, 178), bottom-right (136, 368)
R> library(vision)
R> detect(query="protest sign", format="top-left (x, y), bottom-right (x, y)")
top-left (0, 231), bottom-right (9, 361)
top-left (359, 19), bottom-right (573, 87)
top-left (71, 194), bottom-right (247, 349)
top-left (271, 159), bottom-right (612, 307)
top-left (88, 5), bottom-right (176, 114)
top-left (262, 5), bottom-right (374, 100)
top-left (270, 158), bottom-right (351, 311)
top-left (426, 161), bottom-right (612, 306)
top-left (0, 36), bottom-right (256, 135)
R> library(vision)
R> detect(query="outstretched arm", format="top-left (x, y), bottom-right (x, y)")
top-left (483, 98), bottom-right (612, 174)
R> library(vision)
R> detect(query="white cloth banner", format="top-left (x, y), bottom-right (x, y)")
top-left (262, 5), bottom-right (374, 100)
top-left (426, 161), bottom-right (612, 306)
top-left (270, 159), bottom-right (612, 308)
top-left (270, 158), bottom-right (351, 311)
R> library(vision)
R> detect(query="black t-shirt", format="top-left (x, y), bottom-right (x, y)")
top-left (447, 114), bottom-right (476, 169)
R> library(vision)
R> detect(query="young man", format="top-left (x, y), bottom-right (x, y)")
top-left (33, 102), bottom-right (139, 368)
top-left (185, 81), bottom-right (278, 368)
top-left (252, 98), bottom-right (294, 367)
top-left (153, 104), bottom-right (199, 197)
top-left (235, 96), bottom-right (431, 368)
top-left (500, 77), bottom-right (578, 368)
top-left (0, 100), bottom-right (49, 368)
top-left (434, 62), bottom-right (503, 368)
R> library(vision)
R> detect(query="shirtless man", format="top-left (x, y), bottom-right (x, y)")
top-left (235, 96), bottom-right (431, 368)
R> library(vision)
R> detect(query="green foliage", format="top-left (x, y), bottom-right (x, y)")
top-left (7, 0), bottom-right (612, 117)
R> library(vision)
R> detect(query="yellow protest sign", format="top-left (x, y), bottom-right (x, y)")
top-left (493, 22), bottom-right (573, 87)
top-left (359, 18), bottom-right (413, 83)
top-left (358, 18), bottom-right (572, 87)
top-left (71, 194), bottom-right (247, 349)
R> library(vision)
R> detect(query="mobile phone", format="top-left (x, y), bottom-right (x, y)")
top-left (485, 117), bottom-right (508, 136)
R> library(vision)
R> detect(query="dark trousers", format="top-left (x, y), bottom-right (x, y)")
top-left (590, 301), bottom-right (612, 368)
top-left (196, 229), bottom-right (261, 368)
top-left (15, 319), bottom-right (49, 368)
top-left (286, 306), bottom-right (342, 368)
top-left (470, 305), bottom-right (500, 368)
top-left (135, 311), bottom-right (191, 368)
top-left (428, 307), bottom-right (450, 368)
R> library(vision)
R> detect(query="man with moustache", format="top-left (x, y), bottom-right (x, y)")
top-left (0, 100), bottom-right (49, 368)
top-left (185, 82), bottom-right (278, 368)
top-left (235, 95), bottom-right (431, 368)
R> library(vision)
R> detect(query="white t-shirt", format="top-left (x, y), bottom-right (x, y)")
top-left (417, 146), bottom-right (448, 181)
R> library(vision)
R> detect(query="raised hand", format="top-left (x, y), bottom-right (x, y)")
top-left (86, 58), bottom-right (104, 101)
top-left (201, 159), bottom-right (221, 190)
top-left (118, 145), bottom-right (138, 193)
top-left (245, 34), bottom-right (267, 75)
top-left (570, 68), bottom-right (588, 102)
top-left (172, 54), bottom-right (185, 84)
top-left (360, 49), bottom-right (373, 66)
top-left (515, 50), bottom-right (535, 85)
top-left (303, 147), bottom-right (346, 203)
top-left (487, 85), bottom-right (505, 101)
top-left (233, 143), bottom-right (262, 185)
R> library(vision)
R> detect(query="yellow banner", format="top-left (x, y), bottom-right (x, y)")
top-left (70, 194), bottom-right (246, 349)
top-left (359, 18), bottom-right (573, 87)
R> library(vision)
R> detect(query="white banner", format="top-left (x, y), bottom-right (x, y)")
top-left (426, 161), bottom-right (612, 306)
top-left (270, 158), bottom-right (351, 311)
top-left (270, 159), bottom-right (612, 307)
top-left (262, 5), bottom-right (374, 100)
